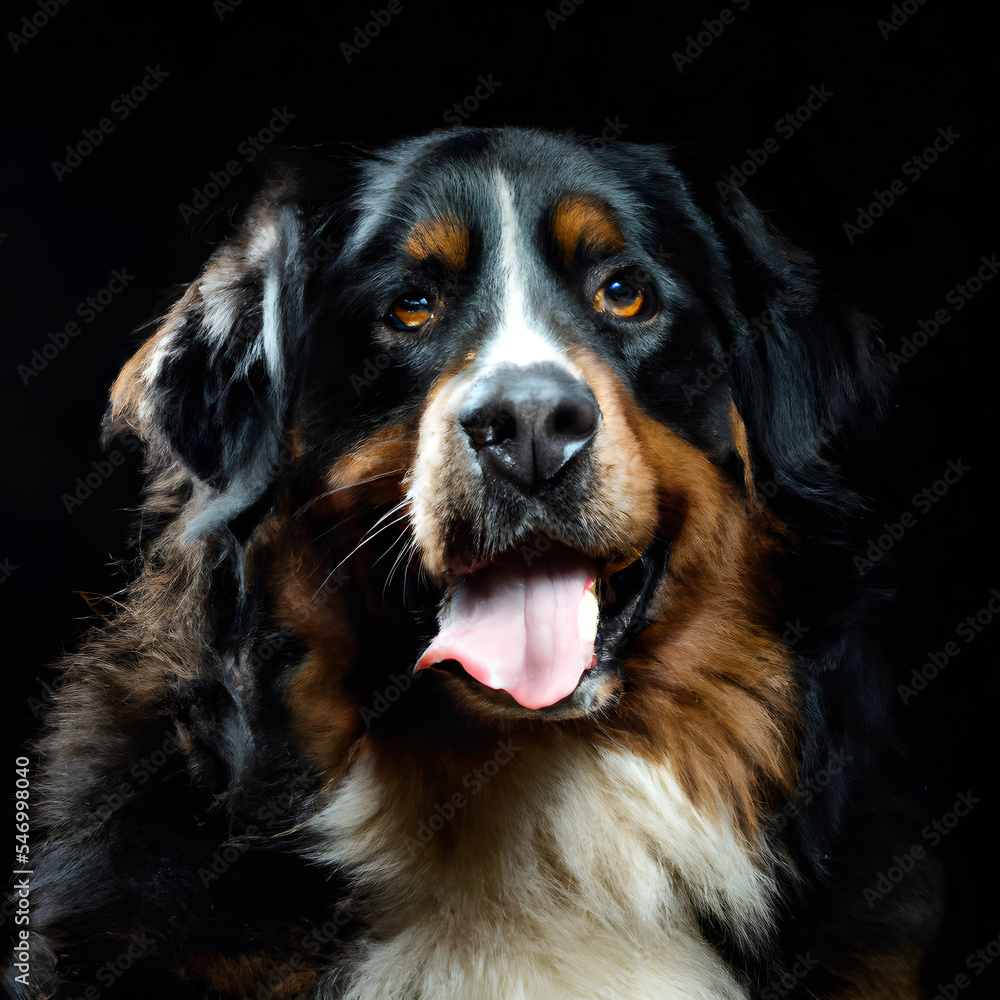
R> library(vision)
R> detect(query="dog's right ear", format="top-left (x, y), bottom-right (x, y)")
top-left (105, 177), bottom-right (315, 538)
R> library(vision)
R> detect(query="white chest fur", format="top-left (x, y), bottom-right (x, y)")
top-left (306, 740), bottom-right (776, 1000)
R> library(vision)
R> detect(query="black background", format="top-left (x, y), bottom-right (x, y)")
top-left (2, 1), bottom-right (996, 995)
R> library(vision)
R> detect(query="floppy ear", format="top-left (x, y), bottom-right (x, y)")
top-left (106, 179), bottom-right (310, 538)
top-left (670, 145), bottom-right (894, 517)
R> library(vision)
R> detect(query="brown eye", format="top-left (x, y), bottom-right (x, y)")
top-left (389, 295), bottom-right (433, 329)
top-left (593, 273), bottom-right (646, 319)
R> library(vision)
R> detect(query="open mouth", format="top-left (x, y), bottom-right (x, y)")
top-left (414, 538), bottom-right (670, 711)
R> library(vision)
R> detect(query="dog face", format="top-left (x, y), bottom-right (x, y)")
top-left (20, 128), bottom-right (940, 1000)
top-left (308, 134), bottom-right (781, 730)
top-left (108, 128), bottom-right (892, 816)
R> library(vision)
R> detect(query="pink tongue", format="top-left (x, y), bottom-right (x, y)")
top-left (415, 547), bottom-right (599, 710)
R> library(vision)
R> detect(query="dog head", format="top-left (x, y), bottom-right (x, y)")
top-left (107, 127), bottom-right (890, 811)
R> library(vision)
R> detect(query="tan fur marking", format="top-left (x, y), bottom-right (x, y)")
top-left (108, 285), bottom-right (199, 435)
top-left (728, 399), bottom-right (758, 498)
top-left (571, 349), bottom-right (800, 829)
top-left (108, 333), bottom-right (156, 429)
top-left (269, 523), bottom-right (362, 774)
top-left (178, 952), bottom-right (319, 998)
top-left (566, 349), bottom-right (668, 570)
top-left (822, 945), bottom-right (926, 999)
top-left (552, 195), bottom-right (626, 266)
top-left (108, 327), bottom-right (168, 435)
top-left (404, 215), bottom-right (470, 272)
top-left (313, 424), bottom-right (415, 519)
top-left (271, 421), bottom-right (420, 772)
top-left (404, 356), bottom-right (489, 577)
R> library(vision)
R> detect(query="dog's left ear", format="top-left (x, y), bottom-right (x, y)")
top-left (106, 179), bottom-right (311, 537)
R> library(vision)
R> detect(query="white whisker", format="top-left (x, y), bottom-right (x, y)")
top-left (310, 512), bottom-right (410, 604)
top-left (293, 468), bottom-right (405, 519)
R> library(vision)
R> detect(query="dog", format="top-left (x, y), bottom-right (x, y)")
top-left (7, 127), bottom-right (940, 999)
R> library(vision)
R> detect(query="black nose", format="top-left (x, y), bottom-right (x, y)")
top-left (459, 362), bottom-right (601, 489)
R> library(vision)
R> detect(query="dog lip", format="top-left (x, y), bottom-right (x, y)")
top-left (429, 534), bottom-right (664, 604)
top-left (593, 536), bottom-right (670, 659)
top-left (440, 535), bottom-right (629, 581)
top-left (436, 546), bottom-right (576, 582)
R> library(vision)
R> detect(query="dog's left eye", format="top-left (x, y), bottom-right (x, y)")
top-left (389, 295), bottom-right (434, 329)
top-left (593, 271), bottom-right (648, 319)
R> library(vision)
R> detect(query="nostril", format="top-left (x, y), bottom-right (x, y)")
top-left (550, 400), bottom-right (599, 441)
top-left (462, 408), bottom-right (515, 448)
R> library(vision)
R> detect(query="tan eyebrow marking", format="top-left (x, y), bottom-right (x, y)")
top-left (552, 195), bottom-right (626, 266)
top-left (403, 216), bottom-right (470, 272)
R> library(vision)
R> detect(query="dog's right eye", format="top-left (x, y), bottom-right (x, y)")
top-left (388, 294), bottom-right (434, 329)
top-left (593, 271), bottom-right (649, 320)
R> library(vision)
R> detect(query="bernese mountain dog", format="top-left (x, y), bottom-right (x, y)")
top-left (7, 127), bottom-right (940, 999)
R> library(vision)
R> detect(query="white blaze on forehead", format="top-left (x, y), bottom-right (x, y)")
top-left (478, 172), bottom-right (577, 374)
